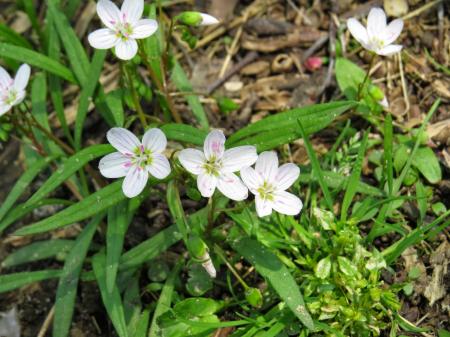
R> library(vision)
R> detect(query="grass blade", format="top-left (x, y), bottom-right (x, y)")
top-left (148, 261), bottom-right (183, 337)
top-left (0, 270), bottom-right (62, 293)
top-left (340, 131), bottom-right (369, 222)
top-left (53, 214), bottom-right (103, 337)
top-left (106, 200), bottom-right (130, 293)
top-left (0, 43), bottom-right (76, 83)
top-left (0, 156), bottom-right (54, 223)
top-left (93, 252), bottom-right (129, 337)
top-left (384, 114), bottom-right (394, 195)
top-left (297, 120), bottom-right (334, 211)
top-left (1, 239), bottom-right (74, 268)
top-left (0, 23), bottom-right (33, 49)
top-left (161, 123), bottom-right (207, 146)
top-left (232, 237), bottom-right (314, 330)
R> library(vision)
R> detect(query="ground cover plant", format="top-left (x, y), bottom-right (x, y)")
top-left (0, 0), bottom-right (449, 336)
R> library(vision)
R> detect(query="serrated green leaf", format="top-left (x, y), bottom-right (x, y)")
top-left (232, 237), bottom-right (314, 330)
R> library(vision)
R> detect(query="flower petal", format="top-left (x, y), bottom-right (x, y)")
top-left (178, 149), bottom-right (206, 175)
top-left (142, 128), bottom-right (167, 153)
top-left (379, 97), bottom-right (389, 108)
top-left (122, 167), bottom-right (148, 198)
top-left (197, 173), bottom-right (217, 198)
top-left (11, 90), bottom-right (26, 106)
top-left (382, 18), bottom-right (403, 45)
top-left (131, 19), bottom-right (158, 39)
top-left (115, 39), bottom-right (138, 60)
top-left (99, 152), bottom-right (130, 178)
top-left (367, 8), bottom-right (387, 40)
top-left (272, 191), bottom-right (303, 216)
top-left (377, 44), bottom-right (402, 56)
top-left (121, 0), bottom-right (143, 24)
top-left (147, 153), bottom-right (171, 180)
top-left (0, 66), bottom-right (12, 89)
top-left (217, 173), bottom-right (248, 201)
top-left (240, 166), bottom-right (263, 193)
top-left (199, 13), bottom-right (219, 26)
top-left (88, 28), bottom-right (119, 49)
top-left (204, 130), bottom-right (225, 161)
top-left (107, 127), bottom-right (141, 154)
top-left (255, 195), bottom-right (273, 217)
top-left (347, 18), bottom-right (369, 46)
top-left (13, 64), bottom-right (30, 92)
top-left (255, 151), bottom-right (278, 183)
top-left (275, 163), bottom-right (300, 191)
top-left (97, 0), bottom-right (121, 29)
top-left (0, 103), bottom-right (12, 116)
top-left (221, 146), bottom-right (258, 173)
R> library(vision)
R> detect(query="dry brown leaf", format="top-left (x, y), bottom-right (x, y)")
top-left (424, 241), bottom-right (449, 306)
top-left (240, 61), bottom-right (270, 76)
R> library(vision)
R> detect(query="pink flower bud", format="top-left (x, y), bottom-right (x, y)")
top-left (304, 57), bottom-right (323, 72)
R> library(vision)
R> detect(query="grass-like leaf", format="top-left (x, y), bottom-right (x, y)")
top-left (340, 131), bottom-right (369, 221)
top-left (161, 123), bottom-right (207, 146)
top-left (15, 180), bottom-right (125, 236)
top-left (0, 156), bottom-right (55, 223)
top-left (106, 200), bottom-right (130, 293)
top-left (93, 252), bottom-right (129, 337)
top-left (384, 114), bottom-right (394, 195)
top-left (53, 214), bottom-right (103, 337)
top-left (1, 239), bottom-right (74, 268)
top-left (297, 120), bottom-right (334, 211)
top-left (0, 43), bottom-right (76, 83)
top-left (0, 270), bottom-right (62, 293)
top-left (0, 23), bottom-right (33, 48)
top-left (25, 144), bottom-right (114, 207)
top-left (232, 237), bottom-right (314, 330)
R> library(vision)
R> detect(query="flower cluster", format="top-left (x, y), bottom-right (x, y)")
top-left (99, 128), bottom-right (303, 218)
top-left (88, 0), bottom-right (219, 60)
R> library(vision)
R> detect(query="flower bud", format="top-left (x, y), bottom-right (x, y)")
top-left (245, 287), bottom-right (263, 308)
top-left (304, 56), bottom-right (323, 72)
top-left (177, 12), bottom-right (219, 27)
top-left (368, 85), bottom-right (385, 101)
top-left (200, 251), bottom-right (217, 278)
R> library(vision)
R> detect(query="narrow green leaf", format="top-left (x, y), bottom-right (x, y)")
top-left (105, 90), bottom-right (125, 127)
top-left (161, 123), bottom-right (207, 146)
top-left (0, 43), bottom-right (76, 83)
top-left (171, 60), bottom-right (209, 129)
top-left (120, 225), bottom-right (182, 270)
top-left (0, 156), bottom-right (54, 223)
top-left (133, 310), bottom-right (150, 337)
top-left (232, 237), bottom-right (314, 330)
top-left (167, 181), bottom-right (188, 241)
top-left (384, 114), bottom-right (394, 195)
top-left (48, 2), bottom-right (89, 85)
top-left (0, 23), bottom-right (33, 48)
top-left (1, 239), bottom-right (74, 268)
top-left (53, 215), bottom-right (102, 337)
top-left (227, 101), bottom-right (355, 148)
top-left (297, 120), bottom-right (334, 211)
top-left (93, 252), bottom-right (129, 337)
top-left (25, 144), bottom-right (114, 207)
top-left (106, 200), bottom-right (130, 293)
top-left (74, 49), bottom-right (107, 149)
top-left (148, 261), bottom-right (183, 337)
top-left (0, 270), bottom-right (62, 293)
top-left (341, 131), bottom-right (369, 221)
top-left (16, 180), bottom-right (125, 236)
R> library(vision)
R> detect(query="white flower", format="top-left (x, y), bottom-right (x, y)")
top-left (0, 64), bottom-right (30, 116)
top-left (347, 8), bottom-right (403, 56)
top-left (88, 0), bottom-right (158, 60)
top-left (178, 130), bottom-right (257, 201)
top-left (240, 151), bottom-right (303, 217)
top-left (199, 13), bottom-right (219, 26)
top-left (99, 127), bottom-right (171, 198)
top-left (379, 96), bottom-right (389, 108)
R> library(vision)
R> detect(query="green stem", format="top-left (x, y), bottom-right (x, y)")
top-left (214, 244), bottom-right (249, 290)
top-left (122, 63), bottom-right (148, 128)
top-left (357, 53), bottom-right (376, 100)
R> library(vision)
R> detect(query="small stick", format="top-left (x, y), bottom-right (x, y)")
top-left (206, 52), bottom-right (259, 95)
top-left (37, 305), bottom-right (55, 337)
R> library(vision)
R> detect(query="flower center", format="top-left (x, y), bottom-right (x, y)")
top-left (369, 37), bottom-right (385, 50)
top-left (3, 89), bottom-right (17, 106)
top-left (202, 156), bottom-right (222, 177)
top-left (257, 181), bottom-right (275, 201)
top-left (126, 146), bottom-right (153, 170)
top-left (115, 22), bottom-right (133, 41)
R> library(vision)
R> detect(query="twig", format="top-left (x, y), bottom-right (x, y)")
top-left (397, 53), bottom-right (410, 118)
top-left (206, 52), bottom-right (259, 95)
top-left (37, 305), bottom-right (55, 337)
top-left (401, 0), bottom-right (442, 21)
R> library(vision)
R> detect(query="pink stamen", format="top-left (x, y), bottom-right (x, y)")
top-left (124, 162), bottom-right (133, 168)
top-left (140, 145), bottom-right (145, 152)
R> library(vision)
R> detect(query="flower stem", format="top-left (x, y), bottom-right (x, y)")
top-left (121, 63), bottom-right (148, 128)
top-left (357, 53), bottom-right (376, 100)
top-left (214, 244), bottom-right (249, 290)
top-left (207, 196), bottom-right (216, 230)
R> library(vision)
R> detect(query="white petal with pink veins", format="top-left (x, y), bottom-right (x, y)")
top-left (204, 130), bottom-right (225, 160)
top-left (122, 166), bottom-right (148, 198)
top-left (97, 0), bottom-right (121, 29)
top-left (107, 127), bottom-right (141, 155)
top-left (272, 191), bottom-right (303, 216)
top-left (99, 152), bottom-right (130, 178)
top-left (178, 149), bottom-right (206, 175)
top-left (197, 173), bottom-right (218, 198)
top-left (217, 173), bottom-right (248, 201)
